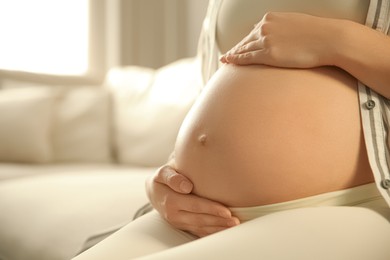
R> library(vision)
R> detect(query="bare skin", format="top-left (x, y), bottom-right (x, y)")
top-left (146, 163), bottom-right (239, 238)
top-left (146, 12), bottom-right (390, 237)
top-left (173, 63), bottom-right (374, 207)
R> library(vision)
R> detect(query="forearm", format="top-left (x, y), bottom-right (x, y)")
top-left (331, 20), bottom-right (390, 98)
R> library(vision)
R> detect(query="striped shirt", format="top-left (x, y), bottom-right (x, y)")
top-left (197, 0), bottom-right (390, 206)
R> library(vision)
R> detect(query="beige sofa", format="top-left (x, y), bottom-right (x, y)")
top-left (0, 58), bottom-right (201, 260)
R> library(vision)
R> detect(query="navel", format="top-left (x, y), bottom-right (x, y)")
top-left (198, 134), bottom-right (208, 145)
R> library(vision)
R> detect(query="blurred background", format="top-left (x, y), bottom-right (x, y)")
top-left (0, 0), bottom-right (209, 87)
top-left (0, 3), bottom-right (209, 258)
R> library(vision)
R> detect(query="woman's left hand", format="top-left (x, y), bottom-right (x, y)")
top-left (220, 12), bottom-right (338, 68)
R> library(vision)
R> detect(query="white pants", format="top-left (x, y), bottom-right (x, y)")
top-left (73, 184), bottom-right (390, 260)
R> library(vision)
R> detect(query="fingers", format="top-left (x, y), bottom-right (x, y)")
top-left (222, 36), bottom-right (257, 61)
top-left (181, 194), bottom-right (233, 218)
top-left (225, 18), bottom-right (265, 53)
top-left (220, 18), bottom-right (269, 64)
top-left (235, 40), bottom-right (263, 54)
top-left (169, 207), bottom-right (240, 237)
top-left (222, 50), bottom-right (267, 65)
top-left (230, 24), bottom-right (260, 53)
top-left (173, 213), bottom-right (240, 237)
top-left (221, 40), bottom-right (263, 63)
top-left (154, 165), bottom-right (194, 194)
top-left (163, 191), bottom-right (233, 218)
top-left (220, 33), bottom-right (264, 64)
top-left (169, 211), bottom-right (239, 231)
top-left (162, 193), bottom-right (240, 237)
top-left (150, 165), bottom-right (240, 237)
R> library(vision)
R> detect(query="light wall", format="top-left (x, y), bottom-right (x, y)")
top-left (0, 0), bottom-right (208, 87)
top-left (119, 0), bottom-right (208, 68)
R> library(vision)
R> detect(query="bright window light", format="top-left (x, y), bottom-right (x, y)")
top-left (0, 0), bottom-right (89, 76)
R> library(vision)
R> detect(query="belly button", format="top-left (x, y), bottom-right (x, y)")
top-left (198, 134), bottom-right (207, 145)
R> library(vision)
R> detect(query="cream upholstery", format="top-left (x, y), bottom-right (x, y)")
top-left (52, 87), bottom-right (112, 163)
top-left (0, 58), bottom-right (201, 260)
top-left (0, 87), bottom-right (55, 163)
top-left (106, 58), bottom-right (201, 166)
top-left (0, 165), bottom-right (152, 260)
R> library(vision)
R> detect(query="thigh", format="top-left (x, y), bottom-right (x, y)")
top-left (72, 211), bottom-right (197, 260)
top-left (137, 207), bottom-right (390, 260)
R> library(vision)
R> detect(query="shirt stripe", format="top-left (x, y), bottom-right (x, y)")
top-left (360, 0), bottom-right (390, 206)
top-left (373, 0), bottom-right (382, 29)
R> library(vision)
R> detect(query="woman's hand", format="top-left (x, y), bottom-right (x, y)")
top-left (220, 12), bottom-right (338, 68)
top-left (146, 165), bottom-right (240, 237)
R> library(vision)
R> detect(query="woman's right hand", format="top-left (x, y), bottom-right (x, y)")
top-left (146, 165), bottom-right (240, 237)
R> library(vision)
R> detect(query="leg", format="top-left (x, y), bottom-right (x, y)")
top-left (72, 211), bottom-right (197, 260)
top-left (137, 207), bottom-right (390, 260)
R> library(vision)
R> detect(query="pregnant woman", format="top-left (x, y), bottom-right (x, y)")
top-left (74, 0), bottom-right (390, 259)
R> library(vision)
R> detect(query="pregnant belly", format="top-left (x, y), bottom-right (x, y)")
top-left (173, 64), bottom-right (373, 207)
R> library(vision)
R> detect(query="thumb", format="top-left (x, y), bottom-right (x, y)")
top-left (154, 165), bottom-right (194, 194)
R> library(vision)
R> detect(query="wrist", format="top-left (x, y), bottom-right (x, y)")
top-left (318, 18), bottom-right (351, 67)
top-left (328, 19), bottom-right (364, 69)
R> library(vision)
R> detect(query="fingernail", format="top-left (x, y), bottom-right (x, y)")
top-left (180, 181), bottom-right (192, 193)
top-left (227, 219), bottom-right (239, 227)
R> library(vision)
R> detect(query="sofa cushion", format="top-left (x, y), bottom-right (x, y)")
top-left (0, 164), bottom-right (153, 260)
top-left (52, 87), bottom-right (112, 163)
top-left (0, 87), bottom-right (55, 163)
top-left (106, 58), bottom-right (202, 167)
